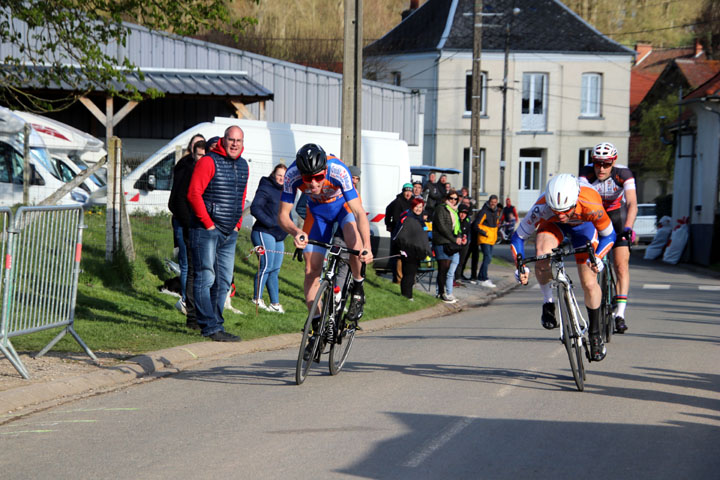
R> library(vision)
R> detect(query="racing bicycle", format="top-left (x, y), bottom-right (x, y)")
top-left (517, 242), bottom-right (599, 392)
top-left (296, 239), bottom-right (363, 385)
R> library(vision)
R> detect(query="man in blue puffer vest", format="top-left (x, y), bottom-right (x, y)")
top-left (187, 125), bottom-right (249, 342)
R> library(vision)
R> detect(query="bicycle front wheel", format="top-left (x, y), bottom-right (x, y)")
top-left (296, 281), bottom-right (331, 385)
top-left (558, 290), bottom-right (584, 392)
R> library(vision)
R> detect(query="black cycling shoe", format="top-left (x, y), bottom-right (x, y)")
top-left (541, 302), bottom-right (557, 329)
top-left (589, 334), bottom-right (607, 362)
top-left (347, 293), bottom-right (365, 323)
top-left (303, 335), bottom-right (317, 361)
top-left (614, 316), bottom-right (628, 334)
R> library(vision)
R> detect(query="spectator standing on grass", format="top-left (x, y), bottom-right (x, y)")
top-left (432, 190), bottom-right (465, 303)
top-left (187, 126), bottom-right (249, 342)
top-left (168, 134), bottom-right (205, 330)
top-left (471, 194), bottom-right (499, 288)
top-left (385, 182), bottom-right (414, 283)
top-left (455, 203), bottom-right (472, 282)
top-left (423, 171), bottom-right (443, 215)
top-left (393, 196), bottom-right (431, 301)
top-left (250, 163), bottom-right (289, 314)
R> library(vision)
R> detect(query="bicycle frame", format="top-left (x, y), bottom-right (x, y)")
top-left (552, 259), bottom-right (588, 345)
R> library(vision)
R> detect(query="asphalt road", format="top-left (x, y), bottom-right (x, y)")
top-left (1, 255), bottom-right (718, 479)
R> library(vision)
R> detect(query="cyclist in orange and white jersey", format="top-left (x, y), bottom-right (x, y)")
top-left (512, 174), bottom-right (616, 361)
top-left (579, 142), bottom-right (637, 334)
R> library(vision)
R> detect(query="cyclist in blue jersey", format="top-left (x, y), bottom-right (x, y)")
top-left (277, 144), bottom-right (373, 326)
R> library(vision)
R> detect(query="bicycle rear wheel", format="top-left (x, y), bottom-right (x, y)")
top-left (558, 290), bottom-right (584, 391)
top-left (296, 281), bottom-right (331, 385)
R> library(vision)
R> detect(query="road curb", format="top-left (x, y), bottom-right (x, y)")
top-left (0, 277), bottom-right (520, 420)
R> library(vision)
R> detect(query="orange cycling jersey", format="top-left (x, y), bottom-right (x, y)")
top-left (511, 186), bottom-right (615, 260)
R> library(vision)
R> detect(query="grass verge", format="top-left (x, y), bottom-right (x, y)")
top-left (9, 208), bottom-right (439, 358)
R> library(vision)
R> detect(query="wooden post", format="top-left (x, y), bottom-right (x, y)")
top-left (105, 137), bottom-right (121, 261)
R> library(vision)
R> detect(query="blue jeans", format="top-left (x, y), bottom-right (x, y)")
top-left (480, 243), bottom-right (493, 281)
top-left (446, 252), bottom-right (460, 295)
top-left (190, 227), bottom-right (238, 336)
top-left (251, 230), bottom-right (285, 305)
top-left (172, 217), bottom-right (188, 301)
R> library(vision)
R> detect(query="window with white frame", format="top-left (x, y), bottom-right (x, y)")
top-left (581, 73), bottom-right (602, 117)
top-left (521, 73), bottom-right (547, 130)
top-left (465, 71), bottom-right (487, 115)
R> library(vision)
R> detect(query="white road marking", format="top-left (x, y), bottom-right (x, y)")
top-left (698, 285), bottom-right (720, 291)
top-left (643, 284), bottom-right (671, 290)
top-left (402, 417), bottom-right (475, 468)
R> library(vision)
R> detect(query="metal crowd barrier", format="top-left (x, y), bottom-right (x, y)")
top-left (0, 205), bottom-right (96, 379)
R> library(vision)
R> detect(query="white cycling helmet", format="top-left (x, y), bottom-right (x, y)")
top-left (591, 142), bottom-right (618, 161)
top-left (545, 174), bottom-right (580, 211)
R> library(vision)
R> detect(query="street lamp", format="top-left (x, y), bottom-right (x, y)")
top-left (499, 5), bottom-right (520, 203)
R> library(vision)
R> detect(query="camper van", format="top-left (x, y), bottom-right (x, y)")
top-left (88, 117), bottom-right (413, 263)
top-left (0, 107), bottom-right (89, 206)
top-left (12, 111), bottom-right (107, 194)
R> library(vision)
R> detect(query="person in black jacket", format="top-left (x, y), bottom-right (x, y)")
top-left (393, 196), bottom-right (431, 300)
top-left (423, 171), bottom-right (443, 216)
top-left (455, 203), bottom-right (472, 282)
top-left (168, 134), bottom-right (205, 329)
top-left (385, 183), bottom-right (414, 283)
top-left (250, 164), bottom-right (289, 314)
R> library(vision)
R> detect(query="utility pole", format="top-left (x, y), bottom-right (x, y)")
top-left (341, 0), bottom-right (363, 177)
top-left (470, 0), bottom-right (483, 202)
top-left (499, 5), bottom-right (520, 203)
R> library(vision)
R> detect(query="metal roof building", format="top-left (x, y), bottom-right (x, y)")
top-left (0, 19), bottom-right (424, 158)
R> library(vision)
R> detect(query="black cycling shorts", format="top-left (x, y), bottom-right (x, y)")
top-left (608, 208), bottom-right (629, 248)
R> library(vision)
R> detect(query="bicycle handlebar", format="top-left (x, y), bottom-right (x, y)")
top-left (307, 238), bottom-right (362, 257)
top-left (516, 242), bottom-right (596, 270)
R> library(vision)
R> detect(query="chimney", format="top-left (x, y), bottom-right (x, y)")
top-left (401, 0), bottom-right (420, 21)
top-left (695, 38), bottom-right (704, 57)
top-left (635, 43), bottom-right (652, 64)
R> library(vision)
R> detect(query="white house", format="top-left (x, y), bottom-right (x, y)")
top-left (675, 71), bottom-right (720, 266)
top-left (365, 0), bottom-right (635, 211)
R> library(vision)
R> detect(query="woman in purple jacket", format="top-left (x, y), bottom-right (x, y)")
top-left (250, 164), bottom-right (289, 313)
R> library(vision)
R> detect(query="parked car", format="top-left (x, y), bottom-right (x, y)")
top-left (634, 203), bottom-right (657, 243)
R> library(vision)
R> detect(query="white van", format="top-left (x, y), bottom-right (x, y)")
top-left (12, 111), bottom-right (107, 194)
top-left (0, 107), bottom-right (89, 206)
top-left (88, 117), bottom-right (412, 261)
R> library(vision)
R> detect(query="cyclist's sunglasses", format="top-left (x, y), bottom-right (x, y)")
top-left (551, 206), bottom-right (575, 215)
top-left (593, 160), bottom-right (614, 168)
top-left (301, 171), bottom-right (326, 183)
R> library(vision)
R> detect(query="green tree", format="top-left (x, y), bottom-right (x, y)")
top-left (0, 0), bottom-right (257, 111)
top-left (634, 92), bottom-right (679, 181)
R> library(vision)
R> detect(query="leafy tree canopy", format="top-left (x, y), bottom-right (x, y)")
top-left (0, 0), bottom-right (257, 111)
top-left (635, 92), bottom-right (679, 181)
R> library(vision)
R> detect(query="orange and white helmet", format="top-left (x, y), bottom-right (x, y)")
top-left (545, 174), bottom-right (580, 211)
top-left (591, 142), bottom-right (618, 161)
